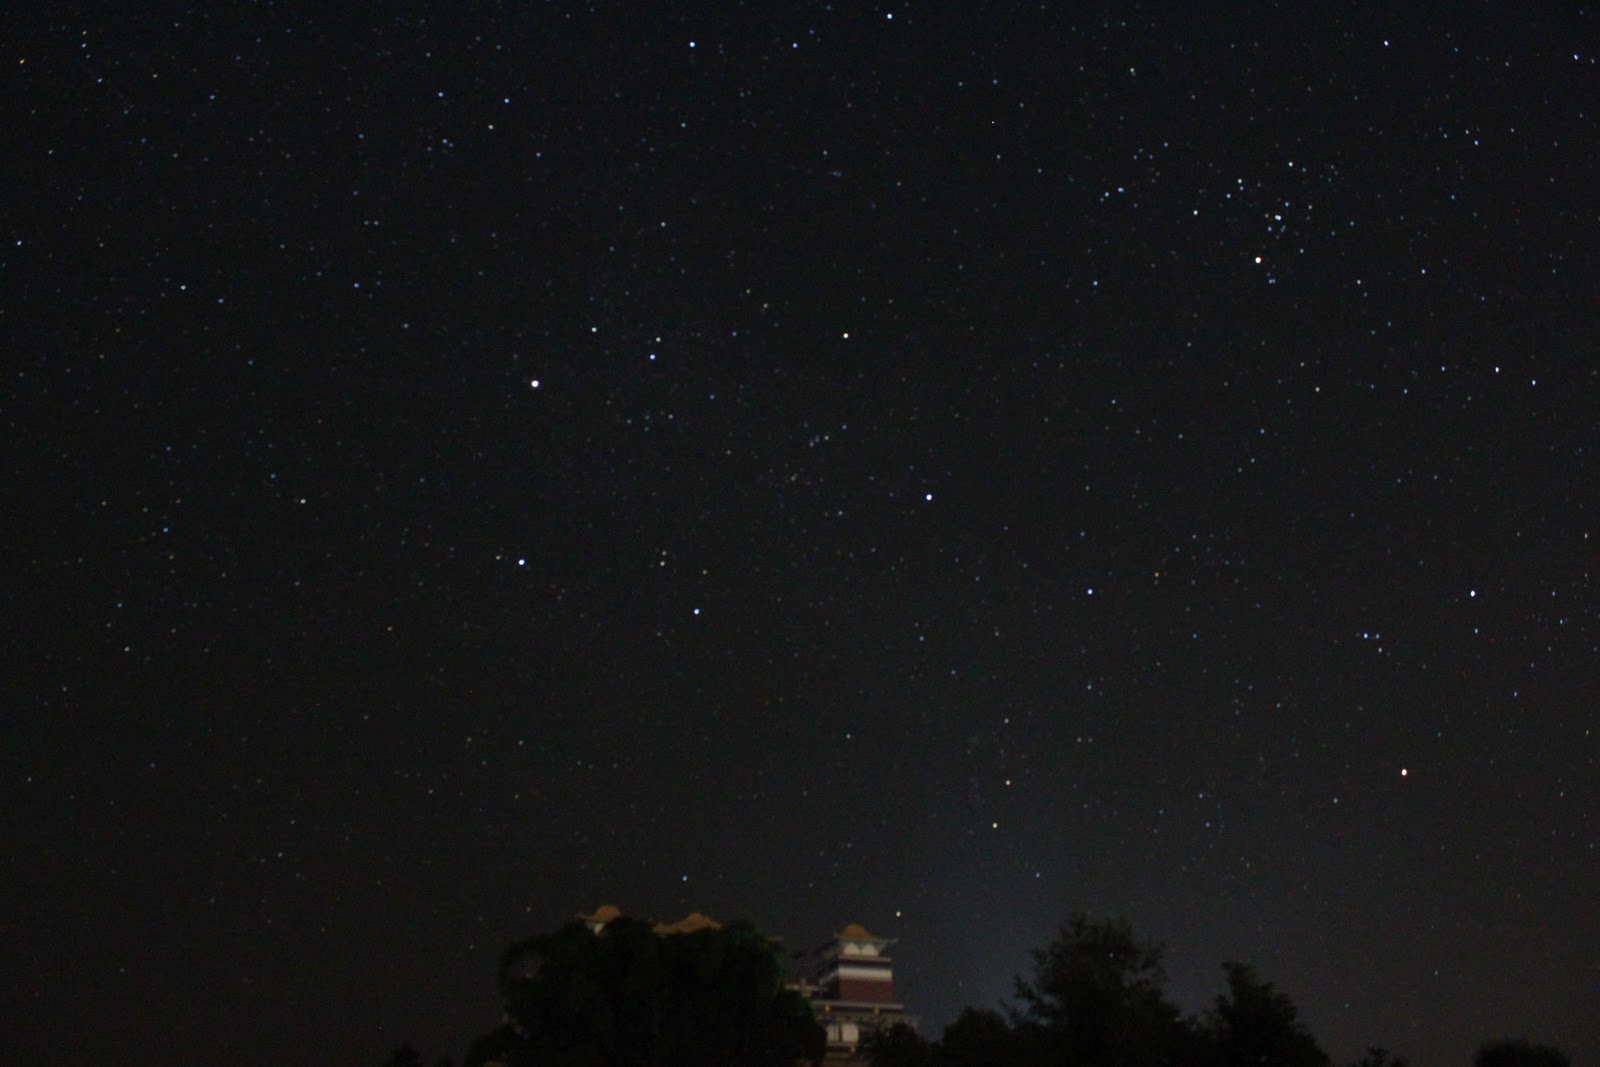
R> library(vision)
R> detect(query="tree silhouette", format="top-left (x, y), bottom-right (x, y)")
top-left (1010, 912), bottom-right (1189, 1067)
top-left (1476, 1040), bottom-right (1571, 1067)
top-left (939, 1007), bottom-right (1024, 1067)
top-left (863, 1021), bottom-right (937, 1067)
top-left (1350, 1048), bottom-right (1408, 1067)
top-left (379, 1046), bottom-right (423, 1067)
top-left (467, 915), bottom-right (823, 1067)
top-left (379, 1042), bottom-right (451, 1067)
top-left (1204, 961), bottom-right (1328, 1067)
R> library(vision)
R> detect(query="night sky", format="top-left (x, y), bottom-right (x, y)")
top-left (5, 4), bottom-right (1599, 1066)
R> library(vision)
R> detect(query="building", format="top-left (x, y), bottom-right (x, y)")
top-left (796, 922), bottom-right (918, 1063)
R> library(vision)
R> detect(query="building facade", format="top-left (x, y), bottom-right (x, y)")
top-left (795, 922), bottom-right (918, 1063)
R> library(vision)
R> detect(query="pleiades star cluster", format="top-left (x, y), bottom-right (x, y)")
top-left (4, 5), bottom-right (1597, 1066)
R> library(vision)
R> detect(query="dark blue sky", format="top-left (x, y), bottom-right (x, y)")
top-left (5, 4), bottom-right (1597, 1065)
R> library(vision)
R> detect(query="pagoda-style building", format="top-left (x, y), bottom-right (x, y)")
top-left (798, 923), bottom-right (918, 1063)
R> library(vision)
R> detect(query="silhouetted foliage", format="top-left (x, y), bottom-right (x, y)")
top-left (462, 1024), bottom-right (519, 1067)
top-left (379, 1042), bottom-right (451, 1067)
top-left (1204, 961), bottom-right (1329, 1067)
top-left (1351, 1047), bottom-right (1408, 1067)
top-left (939, 1007), bottom-right (1025, 1067)
top-left (1476, 1039), bottom-right (1571, 1067)
top-left (864, 1021), bottom-right (938, 1067)
top-left (1010, 912), bottom-right (1190, 1067)
top-left (380, 1046), bottom-right (423, 1067)
top-left (465, 915), bottom-right (824, 1067)
top-left (438, 905), bottom-right (1532, 1067)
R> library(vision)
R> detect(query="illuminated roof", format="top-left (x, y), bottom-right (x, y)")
top-left (831, 922), bottom-right (898, 953)
top-left (579, 904), bottom-right (721, 935)
top-left (581, 903), bottom-right (624, 925)
top-left (655, 911), bottom-right (721, 935)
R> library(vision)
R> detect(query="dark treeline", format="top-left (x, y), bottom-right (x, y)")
top-left (865, 912), bottom-right (1330, 1067)
top-left (463, 915), bottom-right (820, 1067)
top-left (379, 910), bottom-right (1571, 1067)
top-left (861, 913), bottom-right (1570, 1067)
